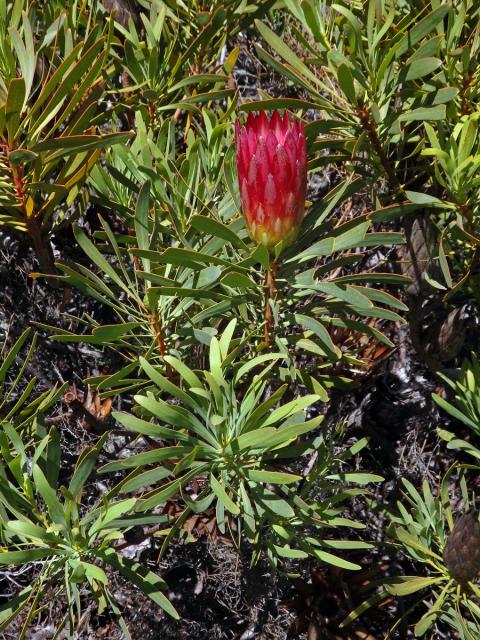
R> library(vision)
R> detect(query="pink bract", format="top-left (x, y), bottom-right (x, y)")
top-left (235, 110), bottom-right (307, 250)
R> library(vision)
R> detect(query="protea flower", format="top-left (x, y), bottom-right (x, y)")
top-left (235, 110), bottom-right (307, 251)
top-left (444, 510), bottom-right (480, 582)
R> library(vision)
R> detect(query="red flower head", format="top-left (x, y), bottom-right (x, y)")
top-left (235, 110), bottom-right (307, 250)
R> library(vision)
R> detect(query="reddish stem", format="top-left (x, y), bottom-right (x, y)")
top-left (1, 142), bottom-right (56, 275)
top-left (151, 314), bottom-right (166, 357)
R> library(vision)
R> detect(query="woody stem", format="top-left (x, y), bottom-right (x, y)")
top-left (264, 261), bottom-right (277, 347)
top-left (26, 217), bottom-right (56, 276)
top-left (2, 143), bottom-right (56, 276)
top-left (150, 313), bottom-right (166, 357)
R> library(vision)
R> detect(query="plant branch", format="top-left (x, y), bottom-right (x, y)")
top-left (2, 143), bottom-right (57, 275)
top-left (357, 105), bottom-right (403, 198)
top-left (151, 313), bottom-right (166, 357)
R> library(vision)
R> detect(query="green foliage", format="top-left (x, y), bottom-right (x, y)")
top-left (111, 1), bottom-right (236, 124)
top-left (100, 321), bottom-right (382, 568)
top-left (41, 117), bottom-right (407, 398)
top-left (0, 3), bottom-right (131, 272)
top-left (0, 328), bottom-right (66, 432)
top-left (435, 354), bottom-right (480, 462)
top-left (257, 0), bottom-right (480, 296)
top-left (4, 0), bottom-right (478, 636)
top-left (386, 472), bottom-right (480, 638)
top-left (0, 0), bottom-right (273, 271)
top-left (0, 425), bottom-right (178, 637)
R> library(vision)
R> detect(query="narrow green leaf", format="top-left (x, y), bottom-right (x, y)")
top-left (295, 314), bottom-right (341, 360)
top-left (396, 6), bottom-right (449, 57)
top-left (210, 474), bottom-right (240, 515)
top-left (246, 469), bottom-right (302, 484)
top-left (405, 57), bottom-right (442, 81)
top-left (398, 105), bottom-right (446, 122)
top-left (98, 548), bottom-right (179, 619)
top-left (135, 181), bottom-right (151, 273)
top-left (310, 548), bottom-right (361, 570)
top-left (0, 548), bottom-right (60, 565)
top-left (253, 486), bottom-right (295, 518)
top-left (385, 576), bottom-right (445, 596)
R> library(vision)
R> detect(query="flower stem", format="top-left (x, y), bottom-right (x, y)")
top-left (264, 261), bottom-right (277, 348)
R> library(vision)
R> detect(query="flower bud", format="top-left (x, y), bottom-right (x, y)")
top-left (235, 110), bottom-right (307, 250)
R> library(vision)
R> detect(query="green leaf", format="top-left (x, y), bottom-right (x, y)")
top-left (89, 498), bottom-right (137, 534)
top-left (433, 395), bottom-right (478, 430)
top-left (254, 486), bottom-right (295, 518)
top-left (0, 328), bottom-right (31, 384)
top-left (309, 548), bottom-right (361, 570)
top-left (414, 612), bottom-right (437, 636)
top-left (255, 20), bottom-right (321, 91)
top-left (405, 57), bottom-right (442, 81)
top-left (405, 191), bottom-right (445, 206)
top-left (190, 215), bottom-right (247, 250)
top-left (73, 225), bottom-right (132, 297)
top-left (92, 323), bottom-right (142, 342)
top-left (0, 548), bottom-right (60, 565)
top-left (32, 133), bottom-right (132, 157)
top-left (5, 77), bottom-right (25, 144)
top-left (138, 357), bottom-right (196, 409)
top-left (113, 411), bottom-right (191, 443)
top-left (240, 97), bottom-right (320, 114)
top-left (262, 395), bottom-right (319, 427)
top-left (163, 356), bottom-right (203, 389)
top-left (118, 467), bottom-right (172, 494)
top-left (139, 466), bottom-right (208, 511)
top-left (8, 148), bottom-right (38, 165)
top-left (98, 548), bottom-right (179, 619)
top-left (432, 86), bottom-right (458, 105)
top-left (385, 576), bottom-right (445, 596)
top-left (398, 105), bottom-right (446, 122)
top-left (69, 434), bottom-right (107, 497)
top-left (0, 585), bottom-right (33, 626)
top-left (9, 17), bottom-right (35, 102)
top-left (438, 231), bottom-right (452, 288)
top-left (99, 446), bottom-right (190, 473)
top-left (5, 520), bottom-right (57, 544)
top-left (326, 472), bottom-right (383, 484)
top-left (132, 247), bottom-right (238, 271)
top-left (295, 314), bottom-right (341, 360)
top-left (246, 470), bottom-right (302, 484)
top-left (81, 561), bottom-right (109, 585)
top-left (210, 473), bottom-right (240, 515)
top-left (273, 544), bottom-right (308, 559)
top-left (135, 181), bottom-right (151, 273)
top-left (133, 393), bottom-right (214, 445)
top-left (32, 464), bottom-right (65, 527)
top-left (237, 419), bottom-right (321, 451)
top-left (221, 272), bottom-right (256, 289)
top-left (337, 64), bottom-right (356, 102)
top-left (395, 5), bottom-right (449, 56)
top-left (236, 427), bottom-right (280, 450)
